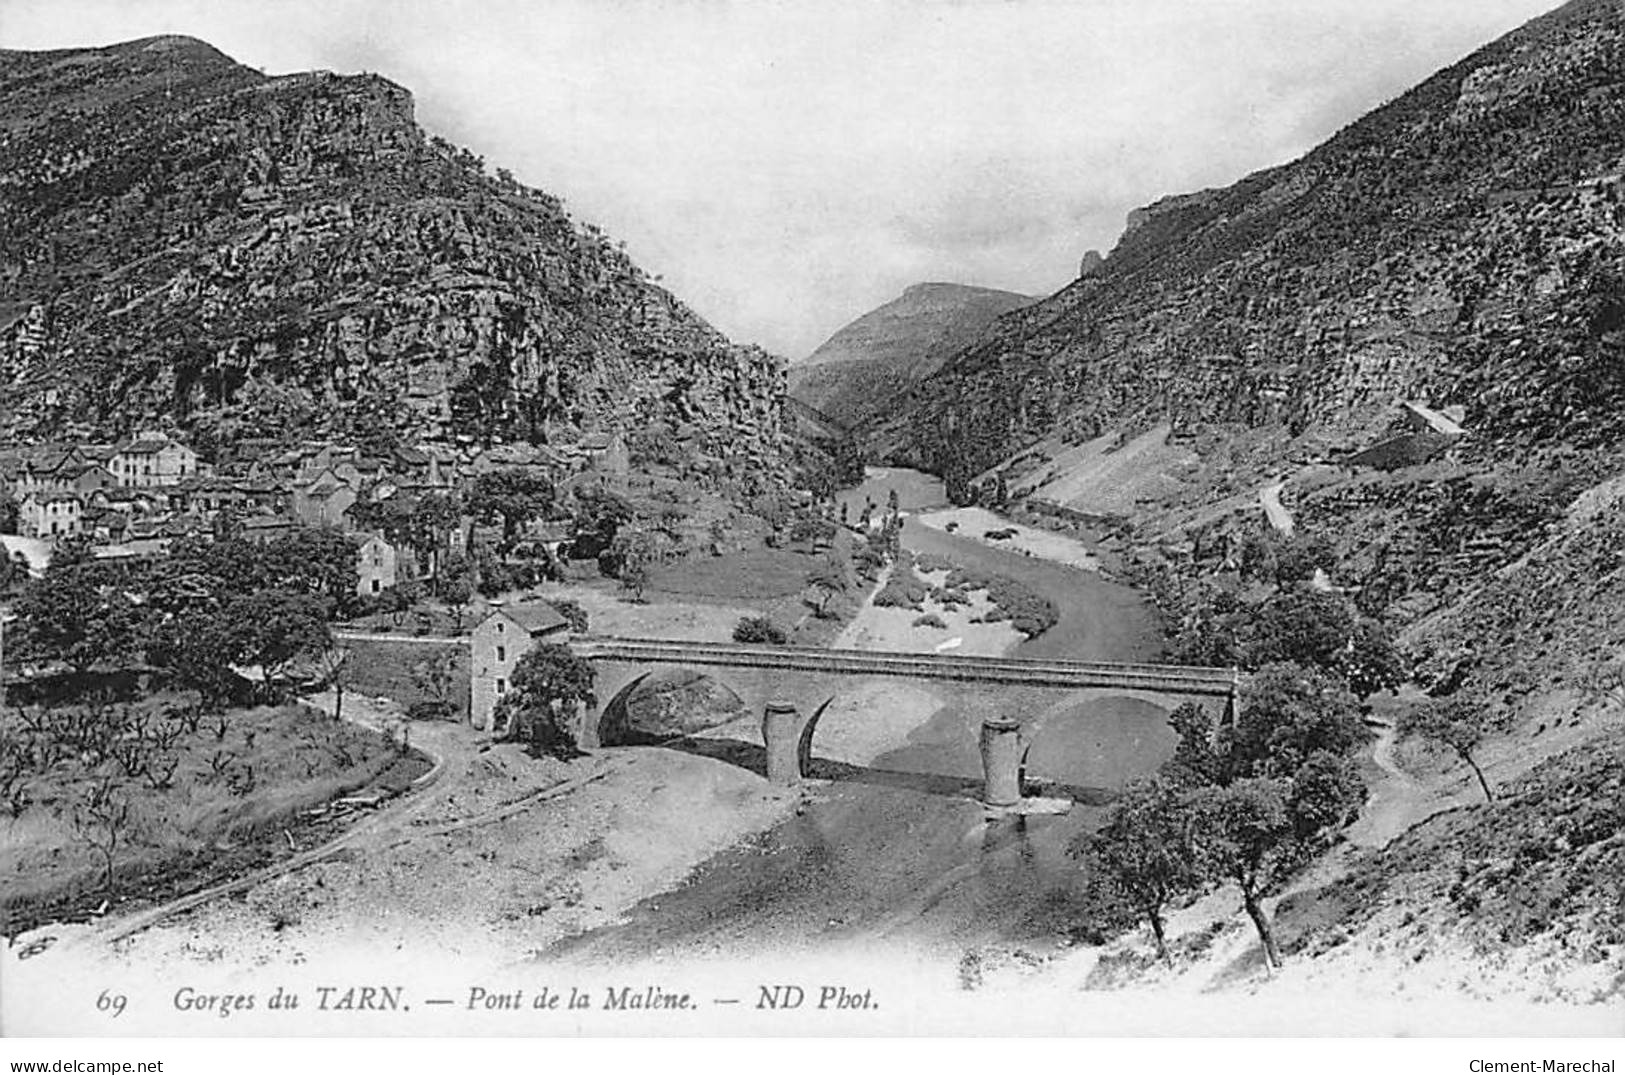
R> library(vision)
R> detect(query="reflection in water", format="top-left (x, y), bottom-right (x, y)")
top-left (547, 470), bottom-right (1180, 963)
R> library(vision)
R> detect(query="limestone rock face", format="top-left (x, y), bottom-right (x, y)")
top-left (881, 0), bottom-right (1625, 486)
top-left (0, 36), bottom-right (784, 487)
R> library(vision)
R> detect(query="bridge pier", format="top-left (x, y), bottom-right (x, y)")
top-left (979, 717), bottom-right (1024, 807)
top-left (762, 699), bottom-right (803, 785)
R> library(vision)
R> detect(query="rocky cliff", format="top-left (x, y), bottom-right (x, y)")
top-left (878, 0), bottom-right (1625, 631)
top-left (0, 36), bottom-right (785, 485)
top-left (789, 282), bottom-right (1033, 431)
top-left (887, 0), bottom-right (1622, 472)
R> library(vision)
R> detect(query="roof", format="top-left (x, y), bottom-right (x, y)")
top-left (489, 602), bottom-right (569, 636)
top-left (28, 491), bottom-right (83, 505)
top-left (241, 514), bottom-right (295, 530)
top-left (117, 436), bottom-right (175, 456)
top-left (1401, 401), bottom-right (1467, 437)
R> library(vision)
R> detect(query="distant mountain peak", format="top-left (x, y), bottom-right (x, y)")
top-left (788, 281), bottom-right (1035, 429)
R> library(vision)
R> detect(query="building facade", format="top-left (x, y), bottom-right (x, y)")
top-left (355, 533), bottom-right (399, 596)
top-left (469, 602), bottom-right (571, 732)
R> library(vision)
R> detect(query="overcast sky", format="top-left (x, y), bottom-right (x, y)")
top-left (6, 0), bottom-right (1558, 358)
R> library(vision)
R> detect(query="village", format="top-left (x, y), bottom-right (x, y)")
top-left (0, 428), bottom-right (632, 580)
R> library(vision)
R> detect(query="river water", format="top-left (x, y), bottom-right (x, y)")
top-left (550, 468), bottom-right (1175, 965)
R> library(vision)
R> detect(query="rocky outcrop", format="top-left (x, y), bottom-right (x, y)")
top-left (876, 0), bottom-right (1625, 633)
top-left (788, 282), bottom-right (1034, 431)
top-left (0, 36), bottom-right (785, 488)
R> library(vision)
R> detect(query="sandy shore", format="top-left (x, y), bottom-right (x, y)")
top-left (8, 566), bottom-right (1005, 984)
top-left (916, 507), bottom-right (1100, 571)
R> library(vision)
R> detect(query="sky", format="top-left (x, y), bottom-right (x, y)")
top-left (4, 0), bottom-right (1560, 358)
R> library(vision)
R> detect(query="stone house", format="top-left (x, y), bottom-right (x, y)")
top-left (290, 469), bottom-right (359, 529)
top-left (19, 492), bottom-right (83, 540)
top-left (110, 433), bottom-right (199, 488)
top-left (240, 514), bottom-right (298, 544)
top-left (172, 475), bottom-right (289, 518)
top-left (355, 533), bottom-right (399, 597)
top-left (469, 602), bottom-right (571, 732)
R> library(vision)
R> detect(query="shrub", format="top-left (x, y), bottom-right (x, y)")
top-left (984, 527), bottom-right (1018, 541)
top-left (874, 553), bottom-right (929, 610)
top-left (986, 575), bottom-right (1058, 638)
top-left (945, 567), bottom-right (992, 592)
top-left (733, 616), bottom-right (789, 645)
top-left (406, 700), bottom-right (458, 722)
top-left (913, 613), bottom-right (947, 629)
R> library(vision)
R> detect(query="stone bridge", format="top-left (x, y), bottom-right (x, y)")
top-left (571, 637), bottom-right (1241, 807)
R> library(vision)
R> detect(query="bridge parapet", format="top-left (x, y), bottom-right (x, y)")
top-left (572, 636), bottom-right (1240, 697)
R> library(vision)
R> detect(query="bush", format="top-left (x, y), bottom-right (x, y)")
top-left (945, 567), bottom-right (993, 592)
top-left (984, 528), bottom-right (1018, 541)
top-left (406, 700), bottom-right (458, 722)
top-left (874, 553), bottom-right (930, 610)
top-left (733, 616), bottom-right (789, 645)
top-left (915, 553), bottom-right (955, 573)
top-left (913, 613), bottom-right (947, 629)
top-left (986, 575), bottom-right (1058, 638)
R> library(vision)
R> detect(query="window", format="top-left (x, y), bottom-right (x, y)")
top-left (495, 622), bottom-right (504, 634)
top-left (496, 646), bottom-right (506, 662)
top-left (496, 679), bottom-right (506, 695)
top-left (370, 579), bottom-right (381, 594)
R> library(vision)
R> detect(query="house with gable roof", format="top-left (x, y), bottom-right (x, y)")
top-left (469, 601), bottom-right (572, 732)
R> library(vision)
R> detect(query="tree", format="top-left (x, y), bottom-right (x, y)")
top-left (496, 643), bottom-right (596, 758)
top-left (0, 489), bottom-right (18, 534)
top-left (547, 599), bottom-right (589, 635)
top-left (9, 550), bottom-right (145, 677)
top-left (804, 554), bottom-right (850, 618)
top-left (146, 609), bottom-right (241, 711)
top-left (436, 552), bottom-right (475, 631)
top-left (570, 487), bottom-right (634, 560)
top-left (1190, 778), bottom-right (1295, 970)
top-left (1397, 696), bottom-right (1497, 803)
top-left (314, 643), bottom-right (352, 722)
top-left (72, 777), bottom-right (133, 894)
top-left (1076, 778), bottom-right (1202, 962)
top-left (0, 549), bottom-right (30, 594)
top-left (1240, 591), bottom-right (1403, 699)
top-left (1209, 665), bottom-right (1371, 782)
top-left (265, 527), bottom-right (359, 610)
top-left (409, 647), bottom-right (459, 720)
top-left (469, 469), bottom-right (553, 551)
top-left (409, 493), bottom-right (461, 577)
top-left (220, 591), bottom-right (331, 701)
top-left (608, 527), bottom-right (671, 602)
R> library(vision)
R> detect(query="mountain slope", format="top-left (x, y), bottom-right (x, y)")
top-left (789, 282), bottom-right (1033, 430)
top-left (880, 0), bottom-right (1624, 639)
top-left (0, 36), bottom-right (784, 486)
top-left (889, 0), bottom-right (1622, 469)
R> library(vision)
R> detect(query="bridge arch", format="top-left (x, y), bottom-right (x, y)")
top-left (592, 666), bottom-right (762, 748)
top-left (1018, 687), bottom-right (1222, 794)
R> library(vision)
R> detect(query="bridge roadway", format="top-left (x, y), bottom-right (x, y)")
top-left (571, 636), bottom-right (1240, 698)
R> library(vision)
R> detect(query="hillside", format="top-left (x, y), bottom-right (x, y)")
top-left (877, 0), bottom-right (1624, 684)
top-left (0, 36), bottom-right (785, 486)
top-left (789, 282), bottom-right (1033, 430)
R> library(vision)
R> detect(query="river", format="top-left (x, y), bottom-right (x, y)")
top-left (549, 468), bottom-right (1175, 966)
